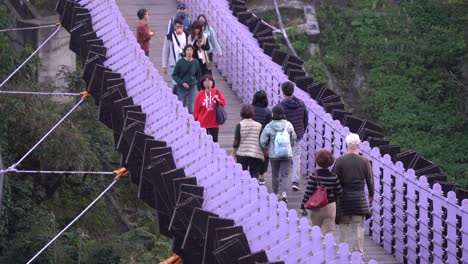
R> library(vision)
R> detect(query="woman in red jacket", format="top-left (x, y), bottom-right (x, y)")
top-left (194, 74), bottom-right (226, 142)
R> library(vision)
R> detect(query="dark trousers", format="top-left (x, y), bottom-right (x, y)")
top-left (206, 128), bottom-right (219, 142)
top-left (236, 156), bottom-right (263, 179)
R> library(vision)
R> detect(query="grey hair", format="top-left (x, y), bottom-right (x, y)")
top-left (345, 133), bottom-right (361, 150)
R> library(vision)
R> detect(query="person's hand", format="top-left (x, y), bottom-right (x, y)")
top-left (213, 94), bottom-right (219, 101)
top-left (150, 31), bottom-right (154, 37)
top-left (183, 83), bottom-right (189, 89)
top-left (163, 68), bottom-right (167, 75)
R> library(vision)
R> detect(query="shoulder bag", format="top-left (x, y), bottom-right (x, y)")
top-left (304, 172), bottom-right (328, 210)
top-left (215, 89), bottom-right (227, 125)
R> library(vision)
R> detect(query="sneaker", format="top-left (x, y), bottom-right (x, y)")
top-left (258, 179), bottom-right (266, 185)
top-left (280, 192), bottom-right (288, 203)
top-left (292, 183), bottom-right (301, 191)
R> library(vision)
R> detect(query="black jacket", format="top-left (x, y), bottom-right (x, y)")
top-left (280, 96), bottom-right (308, 139)
top-left (252, 105), bottom-right (272, 128)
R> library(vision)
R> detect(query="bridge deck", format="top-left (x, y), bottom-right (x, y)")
top-left (115, 0), bottom-right (398, 263)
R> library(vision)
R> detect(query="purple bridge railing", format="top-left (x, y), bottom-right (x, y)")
top-left (188, 1), bottom-right (467, 264)
top-left (77, 0), bottom-right (466, 263)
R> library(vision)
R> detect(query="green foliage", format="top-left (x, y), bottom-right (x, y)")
top-left (0, 3), bottom-right (171, 262)
top-left (286, 27), bottom-right (309, 56)
top-left (317, 0), bottom-right (468, 186)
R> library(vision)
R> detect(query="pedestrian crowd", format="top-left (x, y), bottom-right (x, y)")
top-left (136, 1), bottom-right (374, 256)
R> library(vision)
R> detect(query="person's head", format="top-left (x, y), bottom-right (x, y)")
top-left (272, 105), bottom-right (286, 120)
top-left (182, 44), bottom-right (194, 58)
top-left (174, 18), bottom-right (184, 35)
top-left (240, 104), bottom-right (254, 119)
top-left (190, 20), bottom-right (203, 39)
top-left (197, 14), bottom-right (208, 29)
top-left (252, 90), bottom-right (268, 108)
top-left (137, 9), bottom-right (149, 21)
top-left (176, 2), bottom-right (187, 19)
top-left (345, 133), bottom-right (361, 151)
top-left (201, 74), bottom-right (215, 90)
top-left (281, 81), bottom-right (295, 97)
top-left (315, 150), bottom-right (335, 169)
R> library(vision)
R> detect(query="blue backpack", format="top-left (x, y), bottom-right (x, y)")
top-left (274, 126), bottom-right (290, 157)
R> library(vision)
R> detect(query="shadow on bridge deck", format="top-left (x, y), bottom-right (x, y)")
top-left (114, 0), bottom-right (399, 263)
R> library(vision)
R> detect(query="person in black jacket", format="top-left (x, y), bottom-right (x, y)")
top-left (301, 150), bottom-right (342, 235)
top-left (280, 81), bottom-right (308, 191)
top-left (333, 133), bottom-right (374, 255)
top-left (251, 90), bottom-right (272, 185)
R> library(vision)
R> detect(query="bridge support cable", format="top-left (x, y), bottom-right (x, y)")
top-left (0, 25), bottom-right (61, 89)
top-left (0, 23), bottom-right (59, 33)
top-left (26, 168), bottom-right (128, 264)
top-left (0, 169), bottom-right (115, 175)
top-left (273, 0), bottom-right (298, 57)
top-left (0, 91), bottom-right (81, 96)
top-left (5, 92), bottom-right (90, 173)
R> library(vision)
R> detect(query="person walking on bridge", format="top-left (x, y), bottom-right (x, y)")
top-left (136, 9), bottom-right (154, 56)
top-left (196, 14), bottom-right (222, 63)
top-left (251, 90), bottom-right (272, 185)
top-left (231, 104), bottom-right (264, 179)
top-left (172, 45), bottom-right (201, 114)
top-left (163, 18), bottom-right (188, 86)
top-left (193, 74), bottom-right (226, 142)
top-left (166, 2), bottom-right (191, 36)
top-left (188, 21), bottom-right (210, 77)
top-left (280, 81), bottom-right (308, 192)
top-left (333, 133), bottom-right (374, 255)
top-left (301, 150), bottom-right (342, 235)
top-left (260, 105), bottom-right (296, 203)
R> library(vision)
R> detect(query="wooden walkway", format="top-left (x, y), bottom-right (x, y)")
top-left (115, 0), bottom-right (399, 263)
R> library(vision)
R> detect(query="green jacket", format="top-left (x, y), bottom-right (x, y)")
top-left (172, 58), bottom-right (201, 88)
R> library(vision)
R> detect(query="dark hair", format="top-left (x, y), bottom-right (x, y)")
top-left (190, 20), bottom-right (203, 40)
top-left (252, 90), bottom-right (268, 108)
top-left (240, 104), bottom-right (254, 119)
top-left (197, 14), bottom-right (208, 28)
top-left (137, 9), bottom-right (147, 20)
top-left (201, 74), bottom-right (215, 89)
top-left (272, 105), bottom-right (286, 120)
top-left (174, 18), bottom-right (183, 26)
top-left (315, 150), bottom-right (335, 168)
top-left (182, 44), bottom-right (194, 57)
top-left (281, 81), bottom-right (295, 97)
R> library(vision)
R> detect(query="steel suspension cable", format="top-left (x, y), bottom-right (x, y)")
top-left (0, 26), bottom-right (61, 89)
top-left (0, 169), bottom-right (114, 175)
top-left (26, 174), bottom-right (125, 264)
top-left (6, 97), bottom-right (85, 172)
top-left (0, 23), bottom-right (58, 32)
top-left (0, 91), bottom-right (81, 96)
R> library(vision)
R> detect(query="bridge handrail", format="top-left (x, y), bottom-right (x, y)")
top-left (186, 0), bottom-right (468, 263)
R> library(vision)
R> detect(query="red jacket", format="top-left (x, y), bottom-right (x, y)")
top-left (136, 21), bottom-right (153, 51)
top-left (194, 88), bottom-right (226, 128)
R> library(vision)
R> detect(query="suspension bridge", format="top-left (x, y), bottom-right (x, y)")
top-left (0, 0), bottom-right (466, 263)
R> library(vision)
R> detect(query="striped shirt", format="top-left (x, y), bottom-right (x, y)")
top-left (301, 169), bottom-right (343, 209)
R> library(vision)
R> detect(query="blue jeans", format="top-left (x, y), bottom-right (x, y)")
top-left (176, 85), bottom-right (197, 114)
top-left (169, 66), bottom-right (175, 86)
top-left (291, 139), bottom-right (302, 185)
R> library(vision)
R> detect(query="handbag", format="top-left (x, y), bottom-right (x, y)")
top-left (304, 172), bottom-right (328, 210)
top-left (215, 89), bottom-right (227, 125)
